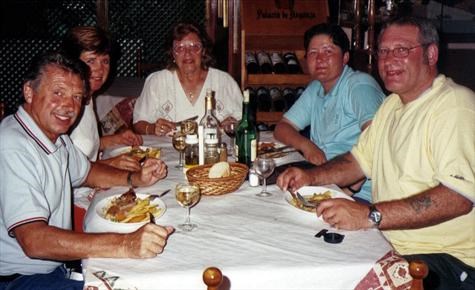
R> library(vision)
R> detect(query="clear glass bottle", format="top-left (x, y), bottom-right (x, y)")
top-left (235, 90), bottom-right (257, 168)
top-left (199, 88), bottom-right (221, 161)
top-left (184, 134), bottom-right (199, 169)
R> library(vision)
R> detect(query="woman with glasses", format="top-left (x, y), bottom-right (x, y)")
top-left (133, 22), bottom-right (242, 136)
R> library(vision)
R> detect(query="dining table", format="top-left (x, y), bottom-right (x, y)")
top-left (80, 132), bottom-right (413, 290)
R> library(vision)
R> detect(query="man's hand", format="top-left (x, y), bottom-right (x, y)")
top-left (123, 224), bottom-right (174, 258)
top-left (131, 158), bottom-right (168, 187)
top-left (316, 199), bottom-right (371, 230)
top-left (276, 167), bottom-right (314, 192)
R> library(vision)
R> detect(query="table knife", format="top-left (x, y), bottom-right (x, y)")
top-left (174, 115), bottom-right (198, 126)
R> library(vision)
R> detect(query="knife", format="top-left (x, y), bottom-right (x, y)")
top-left (174, 115), bottom-right (198, 126)
top-left (259, 145), bottom-right (292, 154)
top-left (262, 149), bottom-right (299, 158)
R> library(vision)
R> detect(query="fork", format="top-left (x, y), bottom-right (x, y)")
top-left (295, 191), bottom-right (317, 208)
top-left (147, 189), bottom-right (171, 201)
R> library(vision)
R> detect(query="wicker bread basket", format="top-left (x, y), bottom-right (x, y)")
top-left (186, 162), bottom-right (249, 196)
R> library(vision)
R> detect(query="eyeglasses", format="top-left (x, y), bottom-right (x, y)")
top-left (173, 42), bottom-right (202, 54)
top-left (376, 45), bottom-right (424, 59)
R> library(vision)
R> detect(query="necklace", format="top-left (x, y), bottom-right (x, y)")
top-left (187, 91), bottom-right (194, 101)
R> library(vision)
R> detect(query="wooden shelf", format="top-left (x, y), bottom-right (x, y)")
top-left (247, 74), bottom-right (310, 86)
top-left (240, 0), bottom-right (328, 123)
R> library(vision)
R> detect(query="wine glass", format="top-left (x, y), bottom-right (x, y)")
top-left (172, 132), bottom-right (186, 168)
top-left (223, 121), bottom-right (237, 158)
top-left (175, 183), bottom-right (201, 231)
top-left (254, 156), bottom-right (276, 197)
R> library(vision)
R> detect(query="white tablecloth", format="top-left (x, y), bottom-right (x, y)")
top-left (82, 134), bottom-right (402, 290)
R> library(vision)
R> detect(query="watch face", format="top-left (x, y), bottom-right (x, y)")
top-left (370, 210), bottom-right (381, 224)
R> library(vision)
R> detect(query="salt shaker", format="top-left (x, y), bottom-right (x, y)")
top-left (248, 168), bottom-right (260, 187)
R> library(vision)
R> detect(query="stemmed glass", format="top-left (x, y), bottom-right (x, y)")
top-left (254, 156), bottom-right (276, 197)
top-left (175, 183), bottom-right (201, 231)
top-left (172, 132), bottom-right (186, 168)
top-left (223, 121), bottom-right (237, 158)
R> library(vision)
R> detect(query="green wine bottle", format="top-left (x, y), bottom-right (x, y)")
top-left (236, 90), bottom-right (257, 167)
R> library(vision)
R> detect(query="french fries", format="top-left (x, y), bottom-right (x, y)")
top-left (290, 190), bottom-right (332, 211)
top-left (129, 147), bottom-right (161, 160)
top-left (104, 191), bottom-right (163, 223)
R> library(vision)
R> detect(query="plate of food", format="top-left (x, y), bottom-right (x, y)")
top-left (108, 145), bottom-right (161, 160)
top-left (258, 141), bottom-right (293, 159)
top-left (95, 189), bottom-right (166, 233)
top-left (285, 186), bottom-right (353, 213)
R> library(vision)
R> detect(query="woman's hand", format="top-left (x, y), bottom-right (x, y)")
top-left (115, 129), bottom-right (143, 146)
top-left (154, 118), bottom-right (175, 136)
top-left (100, 129), bottom-right (143, 150)
top-left (220, 116), bottom-right (238, 129)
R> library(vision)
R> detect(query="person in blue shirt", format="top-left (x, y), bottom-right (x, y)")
top-left (274, 23), bottom-right (385, 202)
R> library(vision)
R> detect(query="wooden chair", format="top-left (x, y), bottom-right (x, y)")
top-left (203, 267), bottom-right (223, 290)
top-left (409, 260), bottom-right (429, 290)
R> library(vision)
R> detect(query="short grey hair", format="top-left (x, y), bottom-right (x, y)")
top-left (378, 16), bottom-right (439, 48)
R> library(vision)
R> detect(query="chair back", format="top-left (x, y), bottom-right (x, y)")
top-left (203, 267), bottom-right (223, 290)
top-left (409, 260), bottom-right (429, 290)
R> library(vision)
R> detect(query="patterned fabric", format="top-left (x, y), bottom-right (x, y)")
top-left (100, 97), bottom-right (137, 136)
top-left (356, 250), bottom-right (413, 290)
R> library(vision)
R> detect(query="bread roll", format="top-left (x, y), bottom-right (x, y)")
top-left (208, 162), bottom-right (231, 178)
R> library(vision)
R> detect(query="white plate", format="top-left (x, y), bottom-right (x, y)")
top-left (107, 146), bottom-right (160, 158)
top-left (285, 186), bottom-right (353, 213)
top-left (95, 193), bottom-right (166, 233)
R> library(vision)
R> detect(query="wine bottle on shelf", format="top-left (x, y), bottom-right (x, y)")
top-left (256, 51), bottom-right (273, 74)
top-left (295, 86), bottom-right (305, 99)
top-left (256, 87), bottom-right (272, 112)
top-left (269, 87), bottom-right (286, 112)
top-left (199, 88), bottom-right (221, 163)
top-left (270, 52), bottom-right (286, 74)
top-left (236, 90), bottom-right (257, 168)
top-left (244, 87), bottom-right (257, 123)
top-left (283, 51), bottom-right (301, 74)
top-left (245, 51), bottom-right (260, 74)
top-left (282, 87), bottom-right (297, 108)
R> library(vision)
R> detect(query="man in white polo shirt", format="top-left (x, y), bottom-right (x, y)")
top-left (0, 51), bottom-right (173, 289)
